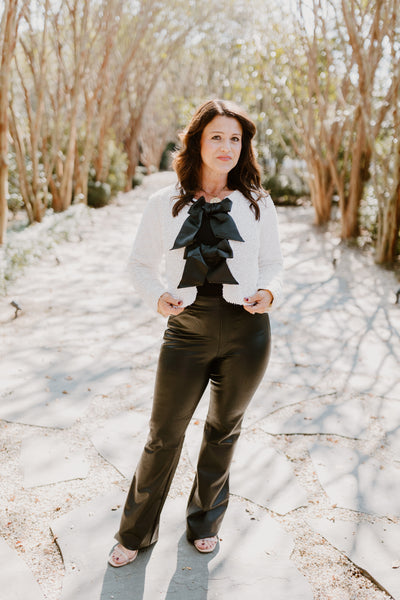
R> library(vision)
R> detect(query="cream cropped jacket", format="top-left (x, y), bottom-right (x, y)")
top-left (128, 184), bottom-right (283, 313)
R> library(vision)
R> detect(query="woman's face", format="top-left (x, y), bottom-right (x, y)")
top-left (200, 115), bottom-right (242, 179)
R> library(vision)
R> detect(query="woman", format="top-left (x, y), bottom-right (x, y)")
top-left (108, 98), bottom-right (283, 567)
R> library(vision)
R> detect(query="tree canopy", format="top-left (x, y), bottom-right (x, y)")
top-left (1, 0), bottom-right (399, 263)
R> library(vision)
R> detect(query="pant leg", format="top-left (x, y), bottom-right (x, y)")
top-left (186, 305), bottom-right (271, 540)
top-left (116, 303), bottom-right (216, 550)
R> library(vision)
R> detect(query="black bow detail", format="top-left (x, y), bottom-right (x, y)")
top-left (171, 196), bottom-right (244, 250)
top-left (171, 196), bottom-right (244, 289)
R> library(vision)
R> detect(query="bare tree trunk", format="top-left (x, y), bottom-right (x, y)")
top-left (93, 118), bottom-right (107, 182)
top-left (50, 0), bottom-right (89, 212)
top-left (8, 108), bottom-right (34, 222)
top-left (340, 117), bottom-right (372, 239)
top-left (50, 152), bottom-right (64, 212)
top-left (375, 113), bottom-right (400, 264)
top-left (375, 186), bottom-right (400, 264)
top-left (29, 0), bottom-right (49, 221)
top-left (307, 159), bottom-right (334, 225)
top-left (0, 86), bottom-right (9, 243)
top-left (74, 157), bottom-right (89, 202)
top-left (124, 112), bottom-right (143, 191)
top-left (0, 0), bottom-right (19, 244)
top-left (125, 138), bottom-right (141, 191)
top-left (57, 103), bottom-right (78, 211)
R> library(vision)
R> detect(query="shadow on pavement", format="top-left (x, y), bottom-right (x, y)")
top-left (100, 545), bottom-right (155, 600)
top-left (165, 533), bottom-right (214, 600)
top-left (99, 534), bottom-right (214, 600)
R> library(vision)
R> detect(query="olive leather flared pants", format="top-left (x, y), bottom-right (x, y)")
top-left (115, 295), bottom-right (271, 550)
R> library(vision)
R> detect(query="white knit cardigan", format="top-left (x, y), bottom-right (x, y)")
top-left (128, 184), bottom-right (283, 313)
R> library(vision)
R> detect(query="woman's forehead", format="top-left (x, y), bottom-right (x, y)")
top-left (204, 115), bottom-right (242, 135)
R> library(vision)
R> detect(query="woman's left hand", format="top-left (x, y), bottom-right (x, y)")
top-left (243, 289), bottom-right (273, 314)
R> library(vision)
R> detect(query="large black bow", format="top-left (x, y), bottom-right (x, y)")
top-left (171, 197), bottom-right (244, 250)
top-left (171, 196), bottom-right (244, 289)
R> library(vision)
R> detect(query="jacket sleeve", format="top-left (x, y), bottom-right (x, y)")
top-left (257, 196), bottom-right (284, 309)
top-left (127, 193), bottom-right (166, 311)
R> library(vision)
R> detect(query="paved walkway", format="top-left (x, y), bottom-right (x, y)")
top-left (1, 172), bottom-right (400, 600)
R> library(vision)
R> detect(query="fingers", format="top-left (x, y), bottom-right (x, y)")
top-left (157, 293), bottom-right (184, 317)
top-left (243, 290), bottom-right (273, 314)
top-left (160, 292), bottom-right (182, 306)
top-left (243, 303), bottom-right (256, 314)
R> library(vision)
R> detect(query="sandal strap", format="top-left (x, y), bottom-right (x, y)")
top-left (115, 546), bottom-right (130, 561)
top-left (113, 545), bottom-right (136, 562)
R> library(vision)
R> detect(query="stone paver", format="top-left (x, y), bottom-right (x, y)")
top-left (308, 518), bottom-right (400, 599)
top-left (229, 433), bottom-right (308, 513)
top-left (242, 380), bottom-right (332, 428)
top-left (185, 421), bottom-right (308, 514)
top-left (386, 431), bottom-right (400, 461)
top-left (21, 433), bottom-right (90, 488)
top-left (309, 444), bottom-right (400, 516)
top-left (187, 380), bottom-right (323, 428)
top-left (0, 346), bottom-right (134, 428)
top-left (90, 410), bottom-right (150, 478)
top-left (0, 538), bottom-right (44, 600)
top-left (51, 492), bottom-right (313, 600)
top-left (259, 395), bottom-right (375, 438)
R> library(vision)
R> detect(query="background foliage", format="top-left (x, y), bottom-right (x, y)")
top-left (1, 0), bottom-right (399, 264)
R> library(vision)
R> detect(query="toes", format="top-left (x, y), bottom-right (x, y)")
top-left (109, 544), bottom-right (137, 566)
top-left (194, 536), bottom-right (218, 553)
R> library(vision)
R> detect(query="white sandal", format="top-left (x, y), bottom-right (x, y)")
top-left (108, 544), bottom-right (138, 567)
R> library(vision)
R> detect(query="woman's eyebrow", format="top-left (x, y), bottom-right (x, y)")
top-left (210, 130), bottom-right (242, 136)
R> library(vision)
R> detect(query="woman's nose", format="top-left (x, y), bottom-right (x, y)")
top-left (220, 139), bottom-right (230, 152)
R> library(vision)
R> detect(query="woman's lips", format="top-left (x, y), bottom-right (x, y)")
top-left (217, 156), bottom-right (231, 161)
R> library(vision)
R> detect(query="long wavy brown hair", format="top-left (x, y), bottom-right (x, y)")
top-left (172, 99), bottom-right (264, 220)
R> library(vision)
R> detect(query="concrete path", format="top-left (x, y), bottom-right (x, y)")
top-left (1, 171), bottom-right (400, 600)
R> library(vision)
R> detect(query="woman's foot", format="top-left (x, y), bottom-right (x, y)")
top-left (193, 536), bottom-right (218, 554)
top-left (108, 544), bottom-right (138, 567)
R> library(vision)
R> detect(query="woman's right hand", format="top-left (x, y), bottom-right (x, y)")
top-left (157, 292), bottom-right (185, 317)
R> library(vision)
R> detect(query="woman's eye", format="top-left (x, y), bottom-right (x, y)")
top-left (232, 137), bottom-right (240, 142)
top-left (211, 135), bottom-right (221, 140)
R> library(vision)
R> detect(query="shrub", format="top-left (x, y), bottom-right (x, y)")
top-left (1, 204), bottom-right (91, 289)
top-left (87, 181), bottom-right (111, 208)
top-left (359, 185), bottom-right (378, 240)
top-left (7, 193), bottom-right (24, 214)
top-left (7, 151), bottom-right (24, 214)
top-left (159, 142), bottom-right (177, 171)
top-left (132, 166), bottom-right (147, 188)
top-left (264, 174), bottom-right (303, 205)
top-left (107, 140), bottom-right (128, 193)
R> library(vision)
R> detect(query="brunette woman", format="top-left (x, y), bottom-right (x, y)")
top-left (108, 98), bottom-right (283, 566)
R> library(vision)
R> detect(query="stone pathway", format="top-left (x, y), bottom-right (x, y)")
top-left (1, 171), bottom-right (400, 599)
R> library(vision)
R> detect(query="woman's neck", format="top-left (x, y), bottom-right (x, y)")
top-left (199, 176), bottom-right (229, 197)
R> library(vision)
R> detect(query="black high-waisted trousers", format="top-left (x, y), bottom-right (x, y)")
top-left (115, 295), bottom-right (271, 550)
